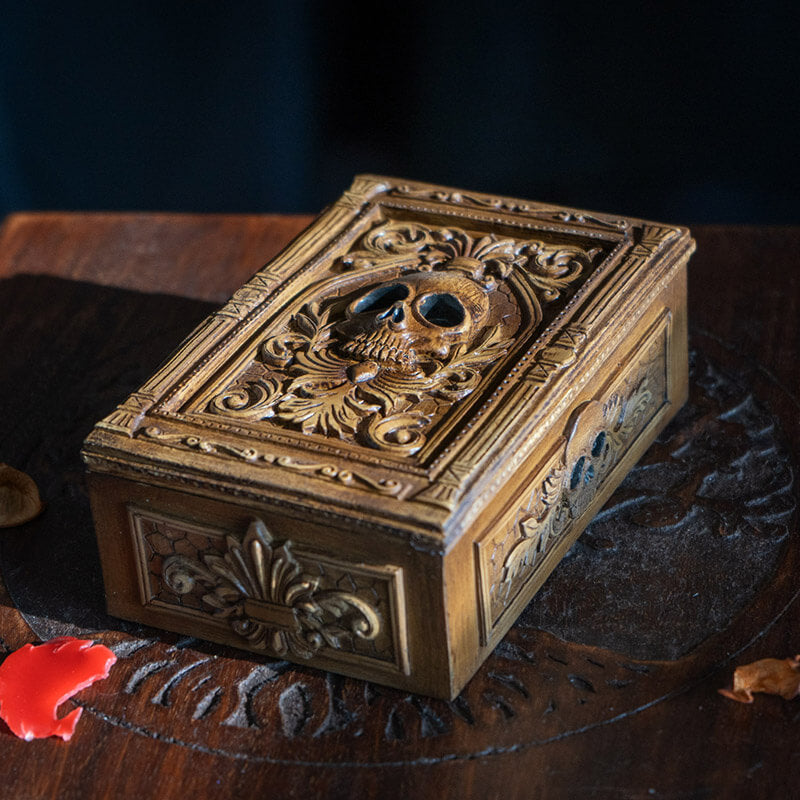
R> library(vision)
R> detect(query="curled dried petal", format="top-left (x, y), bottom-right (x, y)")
top-left (718, 655), bottom-right (800, 703)
top-left (0, 464), bottom-right (43, 528)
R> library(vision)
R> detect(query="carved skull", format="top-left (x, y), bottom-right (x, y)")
top-left (339, 270), bottom-right (490, 372)
top-left (563, 400), bottom-right (612, 516)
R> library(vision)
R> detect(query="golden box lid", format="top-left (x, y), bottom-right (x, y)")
top-left (82, 175), bottom-right (694, 549)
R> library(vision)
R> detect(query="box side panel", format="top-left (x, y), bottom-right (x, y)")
top-left (447, 262), bottom-right (688, 691)
top-left (87, 473), bottom-right (453, 697)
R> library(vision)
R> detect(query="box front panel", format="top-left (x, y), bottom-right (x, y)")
top-left (85, 477), bottom-right (455, 690)
top-left (129, 507), bottom-right (408, 675)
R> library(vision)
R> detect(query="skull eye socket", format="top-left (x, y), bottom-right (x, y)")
top-left (591, 431), bottom-right (606, 457)
top-left (353, 283), bottom-right (410, 314)
top-left (417, 293), bottom-right (465, 327)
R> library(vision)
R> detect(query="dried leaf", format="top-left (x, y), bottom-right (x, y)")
top-left (718, 655), bottom-right (800, 703)
top-left (0, 464), bottom-right (43, 528)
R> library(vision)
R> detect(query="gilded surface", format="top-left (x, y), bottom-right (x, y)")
top-left (131, 513), bottom-right (407, 671)
top-left (87, 177), bottom-right (689, 516)
top-left (199, 219), bottom-right (595, 456)
top-left (477, 314), bottom-right (670, 634)
top-left (139, 426), bottom-right (407, 496)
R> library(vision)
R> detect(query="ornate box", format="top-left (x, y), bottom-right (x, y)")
top-left (82, 176), bottom-right (694, 699)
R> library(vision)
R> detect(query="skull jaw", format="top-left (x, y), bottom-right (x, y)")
top-left (338, 328), bottom-right (420, 372)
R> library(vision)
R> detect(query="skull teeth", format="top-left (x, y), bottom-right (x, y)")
top-left (342, 332), bottom-right (417, 366)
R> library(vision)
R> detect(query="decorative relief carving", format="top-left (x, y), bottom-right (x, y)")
top-left (202, 220), bottom-right (593, 456)
top-left (499, 455), bottom-right (569, 602)
top-left (101, 629), bottom-right (660, 753)
top-left (334, 175), bottom-right (390, 209)
top-left (139, 426), bottom-right (406, 496)
top-left (522, 323), bottom-right (589, 388)
top-left (149, 518), bottom-right (392, 663)
top-left (99, 391), bottom-right (156, 435)
top-left (216, 286), bottom-right (269, 320)
top-left (478, 318), bottom-right (668, 633)
top-left (632, 225), bottom-right (680, 257)
top-left (409, 465), bottom-right (469, 511)
top-left (215, 261), bottom-right (304, 321)
top-left (391, 184), bottom-right (630, 230)
top-left (523, 346), bottom-right (797, 660)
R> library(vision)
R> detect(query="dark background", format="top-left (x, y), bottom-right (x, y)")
top-left (1, 2), bottom-right (798, 223)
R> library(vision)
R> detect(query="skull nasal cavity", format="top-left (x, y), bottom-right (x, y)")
top-left (418, 294), bottom-right (465, 327)
top-left (354, 284), bottom-right (410, 314)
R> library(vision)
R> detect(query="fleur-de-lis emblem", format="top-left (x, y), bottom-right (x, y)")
top-left (164, 519), bottom-right (381, 659)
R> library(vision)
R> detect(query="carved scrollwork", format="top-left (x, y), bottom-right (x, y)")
top-left (163, 557), bottom-right (214, 596)
top-left (208, 377), bottom-right (281, 420)
top-left (341, 221), bottom-right (435, 268)
top-left (391, 185), bottom-right (630, 230)
top-left (301, 590), bottom-right (382, 650)
top-left (341, 221), bottom-right (591, 297)
top-left (140, 426), bottom-right (405, 496)
top-left (366, 412), bottom-right (430, 456)
top-left (163, 519), bottom-right (382, 660)
top-left (206, 219), bottom-right (590, 455)
top-left (492, 347), bottom-right (665, 616)
top-left (524, 244), bottom-right (587, 301)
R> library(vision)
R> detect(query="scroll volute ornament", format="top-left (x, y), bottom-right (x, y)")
top-left (163, 519), bottom-right (383, 660)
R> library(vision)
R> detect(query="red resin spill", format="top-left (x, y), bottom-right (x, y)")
top-left (0, 637), bottom-right (117, 741)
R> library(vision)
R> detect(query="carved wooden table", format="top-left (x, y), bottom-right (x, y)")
top-left (0, 214), bottom-right (797, 798)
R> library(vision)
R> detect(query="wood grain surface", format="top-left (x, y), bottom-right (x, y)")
top-left (0, 213), bottom-right (798, 799)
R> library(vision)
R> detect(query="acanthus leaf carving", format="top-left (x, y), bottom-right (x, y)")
top-left (499, 463), bottom-right (569, 603)
top-left (206, 220), bottom-right (591, 455)
top-left (492, 344), bottom-right (664, 617)
top-left (163, 519), bottom-right (382, 660)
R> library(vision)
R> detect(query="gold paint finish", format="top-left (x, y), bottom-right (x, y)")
top-left (83, 176), bottom-right (693, 698)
